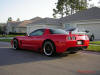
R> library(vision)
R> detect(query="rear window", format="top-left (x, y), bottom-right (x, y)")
top-left (50, 29), bottom-right (68, 34)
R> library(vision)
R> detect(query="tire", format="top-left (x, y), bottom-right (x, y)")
top-left (90, 35), bottom-right (94, 41)
top-left (43, 41), bottom-right (56, 56)
top-left (69, 51), bottom-right (77, 54)
top-left (13, 39), bottom-right (19, 50)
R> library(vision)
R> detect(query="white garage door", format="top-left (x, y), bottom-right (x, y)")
top-left (77, 23), bottom-right (100, 40)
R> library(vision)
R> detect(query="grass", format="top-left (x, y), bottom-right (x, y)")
top-left (90, 41), bottom-right (100, 45)
top-left (0, 35), bottom-right (24, 37)
top-left (0, 39), bottom-right (12, 42)
top-left (87, 45), bottom-right (100, 52)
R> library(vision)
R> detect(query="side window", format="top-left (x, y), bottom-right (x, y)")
top-left (29, 29), bottom-right (44, 36)
top-left (50, 29), bottom-right (67, 34)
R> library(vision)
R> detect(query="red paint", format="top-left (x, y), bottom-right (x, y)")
top-left (11, 28), bottom-right (89, 53)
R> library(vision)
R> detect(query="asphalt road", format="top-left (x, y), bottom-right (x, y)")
top-left (0, 42), bottom-right (100, 75)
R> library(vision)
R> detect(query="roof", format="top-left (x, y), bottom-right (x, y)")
top-left (60, 7), bottom-right (100, 23)
top-left (30, 17), bottom-right (42, 21)
top-left (18, 17), bottom-right (42, 27)
top-left (7, 17), bottom-right (42, 27)
top-left (18, 20), bottom-right (32, 27)
top-left (29, 18), bottom-right (60, 25)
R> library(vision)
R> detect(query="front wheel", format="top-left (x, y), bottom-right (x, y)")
top-left (43, 41), bottom-right (56, 56)
top-left (13, 39), bottom-right (19, 50)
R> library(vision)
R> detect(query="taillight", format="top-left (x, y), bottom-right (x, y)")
top-left (67, 36), bottom-right (71, 40)
top-left (67, 36), bottom-right (76, 40)
top-left (72, 36), bottom-right (76, 40)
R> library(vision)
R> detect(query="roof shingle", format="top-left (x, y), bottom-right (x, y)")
top-left (29, 18), bottom-right (60, 25)
top-left (60, 7), bottom-right (100, 23)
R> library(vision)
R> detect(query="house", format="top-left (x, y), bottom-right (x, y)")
top-left (27, 18), bottom-right (62, 35)
top-left (6, 21), bottom-right (21, 34)
top-left (6, 17), bottom-right (42, 34)
top-left (60, 7), bottom-right (100, 40)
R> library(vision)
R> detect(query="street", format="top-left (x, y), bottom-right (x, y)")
top-left (0, 42), bottom-right (100, 75)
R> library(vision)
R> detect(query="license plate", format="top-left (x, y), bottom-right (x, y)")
top-left (77, 41), bottom-right (82, 45)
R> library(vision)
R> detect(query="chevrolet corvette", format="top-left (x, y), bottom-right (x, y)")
top-left (11, 28), bottom-right (89, 56)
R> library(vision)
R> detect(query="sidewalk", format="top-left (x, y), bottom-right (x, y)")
top-left (0, 37), bottom-right (13, 39)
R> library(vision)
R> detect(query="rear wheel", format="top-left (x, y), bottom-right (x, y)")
top-left (43, 41), bottom-right (56, 56)
top-left (13, 39), bottom-right (19, 50)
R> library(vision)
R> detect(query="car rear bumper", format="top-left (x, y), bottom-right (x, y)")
top-left (56, 40), bottom-right (89, 53)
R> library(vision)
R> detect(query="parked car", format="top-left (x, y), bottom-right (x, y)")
top-left (84, 30), bottom-right (95, 41)
top-left (11, 28), bottom-right (89, 56)
top-left (66, 28), bottom-right (95, 41)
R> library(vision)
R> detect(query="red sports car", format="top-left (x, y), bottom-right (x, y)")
top-left (11, 28), bottom-right (89, 56)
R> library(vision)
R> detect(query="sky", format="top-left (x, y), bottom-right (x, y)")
top-left (89, 0), bottom-right (100, 7)
top-left (0, 0), bottom-right (100, 23)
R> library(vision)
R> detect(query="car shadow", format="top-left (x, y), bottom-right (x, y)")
top-left (0, 47), bottom-right (68, 66)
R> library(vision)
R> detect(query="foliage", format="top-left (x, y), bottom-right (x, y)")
top-left (16, 18), bottom-right (20, 22)
top-left (53, 0), bottom-right (88, 18)
top-left (7, 17), bottom-right (13, 22)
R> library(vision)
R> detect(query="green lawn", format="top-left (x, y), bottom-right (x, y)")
top-left (0, 35), bottom-right (24, 37)
top-left (0, 39), bottom-right (12, 42)
top-left (90, 41), bottom-right (100, 45)
top-left (87, 45), bottom-right (100, 52)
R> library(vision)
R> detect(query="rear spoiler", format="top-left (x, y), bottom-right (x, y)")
top-left (66, 28), bottom-right (76, 35)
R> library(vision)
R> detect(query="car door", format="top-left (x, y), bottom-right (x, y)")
top-left (22, 29), bottom-right (45, 51)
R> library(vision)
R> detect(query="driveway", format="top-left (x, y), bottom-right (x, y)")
top-left (0, 42), bottom-right (100, 75)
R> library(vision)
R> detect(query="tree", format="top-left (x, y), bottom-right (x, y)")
top-left (53, 0), bottom-right (89, 18)
top-left (16, 18), bottom-right (20, 22)
top-left (0, 26), bottom-right (2, 33)
top-left (7, 17), bottom-right (12, 22)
